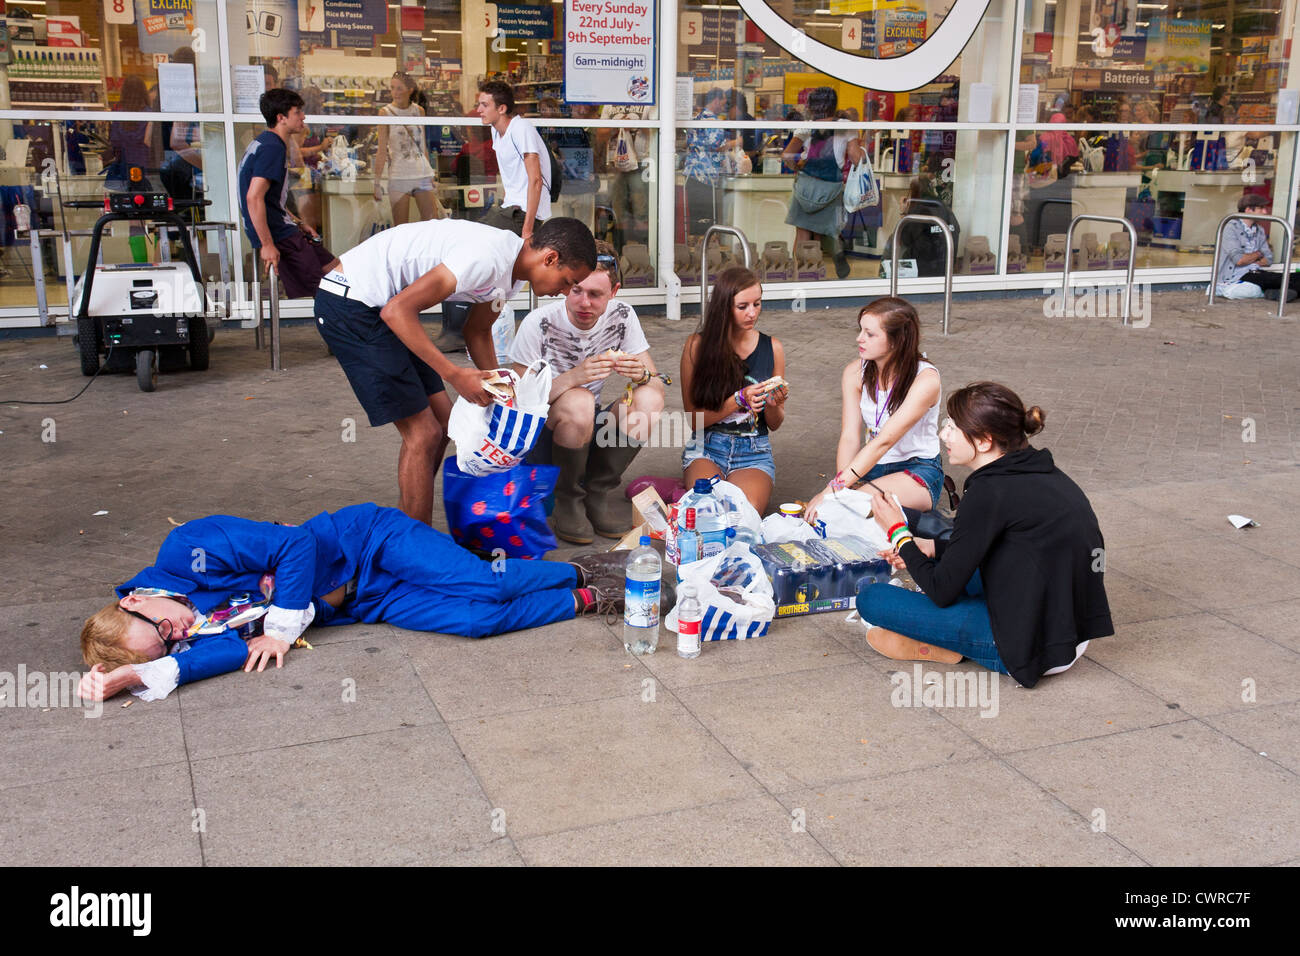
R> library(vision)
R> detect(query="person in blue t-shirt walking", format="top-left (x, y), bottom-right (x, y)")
top-left (238, 88), bottom-right (335, 298)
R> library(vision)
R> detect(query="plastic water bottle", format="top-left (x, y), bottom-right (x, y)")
top-left (676, 584), bottom-right (702, 659)
top-left (624, 536), bottom-right (661, 655)
top-left (676, 479), bottom-right (728, 565)
top-left (726, 508), bottom-right (758, 546)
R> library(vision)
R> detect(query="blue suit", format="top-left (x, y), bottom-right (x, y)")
top-left (119, 504), bottom-right (578, 687)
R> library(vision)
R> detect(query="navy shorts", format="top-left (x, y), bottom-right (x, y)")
top-left (315, 286), bottom-right (444, 428)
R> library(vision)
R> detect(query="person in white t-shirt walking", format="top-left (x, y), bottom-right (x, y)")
top-left (509, 242), bottom-right (665, 543)
top-left (476, 80), bottom-right (551, 239)
top-left (314, 217), bottom-right (597, 526)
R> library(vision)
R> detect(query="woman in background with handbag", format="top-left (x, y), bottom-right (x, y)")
top-left (783, 87), bottom-right (863, 279)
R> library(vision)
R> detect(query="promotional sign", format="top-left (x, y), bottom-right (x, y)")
top-left (134, 0), bottom-right (194, 53)
top-left (564, 0), bottom-right (656, 105)
top-left (1145, 17), bottom-right (1211, 73)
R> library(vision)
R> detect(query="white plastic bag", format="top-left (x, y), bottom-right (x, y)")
top-left (710, 479), bottom-right (763, 541)
top-left (814, 489), bottom-right (891, 552)
top-left (760, 512), bottom-right (819, 544)
top-left (447, 361), bottom-right (552, 476)
top-left (664, 542), bottom-right (775, 642)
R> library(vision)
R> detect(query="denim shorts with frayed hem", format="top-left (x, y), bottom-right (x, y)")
top-left (865, 454), bottom-right (944, 509)
top-left (681, 429), bottom-right (775, 483)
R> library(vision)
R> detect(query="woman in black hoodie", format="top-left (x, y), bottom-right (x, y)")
top-left (856, 382), bottom-right (1113, 687)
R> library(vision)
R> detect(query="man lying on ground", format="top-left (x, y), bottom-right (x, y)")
top-left (78, 504), bottom-right (627, 702)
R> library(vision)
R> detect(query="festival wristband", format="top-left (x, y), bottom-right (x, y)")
top-left (829, 472), bottom-right (847, 492)
top-left (889, 525), bottom-right (911, 544)
top-left (893, 534), bottom-right (914, 551)
top-left (886, 522), bottom-right (907, 539)
top-left (734, 389), bottom-right (750, 411)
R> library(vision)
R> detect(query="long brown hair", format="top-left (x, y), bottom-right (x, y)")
top-left (858, 296), bottom-right (922, 415)
top-left (690, 266), bottom-right (761, 410)
top-left (947, 382), bottom-right (1046, 452)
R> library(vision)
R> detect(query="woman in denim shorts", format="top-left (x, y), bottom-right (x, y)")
top-left (807, 296), bottom-right (944, 520)
top-left (679, 267), bottom-right (789, 514)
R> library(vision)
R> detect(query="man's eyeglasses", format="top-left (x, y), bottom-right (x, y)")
top-left (124, 609), bottom-right (177, 651)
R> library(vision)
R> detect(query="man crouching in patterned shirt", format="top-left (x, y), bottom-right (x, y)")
top-left (508, 240), bottom-right (666, 544)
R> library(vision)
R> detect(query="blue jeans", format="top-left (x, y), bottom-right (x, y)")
top-left (681, 429), bottom-right (775, 482)
top-left (866, 454), bottom-right (944, 509)
top-left (855, 571), bottom-right (1010, 675)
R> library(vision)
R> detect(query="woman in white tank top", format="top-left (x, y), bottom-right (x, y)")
top-left (807, 296), bottom-right (943, 521)
top-left (373, 73), bottom-right (443, 225)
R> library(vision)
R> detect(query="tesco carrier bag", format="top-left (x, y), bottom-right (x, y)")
top-left (447, 360), bottom-right (553, 476)
top-left (664, 542), bottom-right (775, 642)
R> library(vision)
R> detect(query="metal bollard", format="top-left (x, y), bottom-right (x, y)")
top-left (268, 265), bottom-right (283, 371)
top-left (1062, 214), bottom-right (1138, 326)
top-left (889, 213), bottom-right (954, 335)
top-left (1208, 213), bottom-right (1294, 319)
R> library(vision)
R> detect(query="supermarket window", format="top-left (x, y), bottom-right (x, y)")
top-left (675, 0), bottom-right (1014, 123)
top-left (225, 0), bottom-right (470, 116)
top-left (1019, 0), bottom-right (1294, 126)
top-left (2, 1), bottom-right (222, 113)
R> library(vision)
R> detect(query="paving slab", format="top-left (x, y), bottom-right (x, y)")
top-left (1215, 598), bottom-right (1300, 654)
top-left (0, 761), bottom-right (201, 866)
top-left (1085, 613), bottom-right (1300, 717)
top-left (1203, 701), bottom-right (1300, 776)
top-left (1006, 721), bottom-right (1300, 866)
top-left (1107, 537), bottom-right (1300, 611)
top-left (447, 693), bottom-right (763, 839)
top-left (192, 726), bottom-right (503, 866)
top-left (515, 794), bottom-right (839, 866)
top-left (178, 633), bottom-right (442, 761)
top-left (674, 663), bottom-right (985, 792)
top-left (394, 614), bottom-right (645, 722)
top-left (775, 758), bottom-right (1144, 866)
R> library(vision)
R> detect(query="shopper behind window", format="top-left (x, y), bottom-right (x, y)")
top-left (782, 86), bottom-right (863, 279)
top-left (476, 79), bottom-right (551, 239)
top-left (373, 72), bottom-right (444, 226)
top-left (683, 88), bottom-right (735, 238)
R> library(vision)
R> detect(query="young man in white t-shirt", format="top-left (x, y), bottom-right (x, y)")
top-left (509, 242), bottom-right (665, 543)
top-left (476, 80), bottom-right (551, 239)
top-left (314, 217), bottom-right (596, 526)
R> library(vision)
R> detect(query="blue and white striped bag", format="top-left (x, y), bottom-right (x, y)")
top-left (447, 362), bottom-right (553, 476)
top-left (665, 542), bottom-right (776, 642)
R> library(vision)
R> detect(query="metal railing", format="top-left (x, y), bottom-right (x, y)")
top-left (254, 265), bottom-right (283, 371)
top-left (889, 214), bottom-right (954, 335)
top-left (1207, 214), bottom-right (1294, 319)
top-left (700, 224), bottom-right (753, 315)
top-left (1062, 214), bottom-right (1138, 327)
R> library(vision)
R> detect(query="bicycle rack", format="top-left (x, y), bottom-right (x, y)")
top-left (1207, 213), bottom-right (1294, 319)
top-left (888, 213), bottom-right (954, 335)
top-left (1062, 214), bottom-right (1138, 327)
top-left (700, 224), bottom-right (754, 314)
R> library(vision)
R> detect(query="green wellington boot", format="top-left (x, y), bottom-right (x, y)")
top-left (584, 429), bottom-right (643, 538)
top-left (550, 442), bottom-right (594, 544)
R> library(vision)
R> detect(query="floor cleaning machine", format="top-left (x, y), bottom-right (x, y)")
top-left (69, 190), bottom-right (213, 392)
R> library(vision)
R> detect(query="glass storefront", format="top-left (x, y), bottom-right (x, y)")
top-left (1, 0), bottom-right (1296, 322)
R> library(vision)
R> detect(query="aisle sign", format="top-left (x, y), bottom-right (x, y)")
top-left (104, 0), bottom-right (135, 26)
top-left (681, 10), bottom-right (702, 46)
top-left (564, 0), bottom-right (656, 105)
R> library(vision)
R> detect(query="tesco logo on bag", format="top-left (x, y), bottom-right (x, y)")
top-left (476, 439), bottom-right (523, 470)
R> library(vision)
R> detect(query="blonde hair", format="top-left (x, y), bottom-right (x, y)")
top-left (80, 603), bottom-right (152, 670)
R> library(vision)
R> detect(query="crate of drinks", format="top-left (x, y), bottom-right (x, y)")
top-left (752, 536), bottom-right (891, 618)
